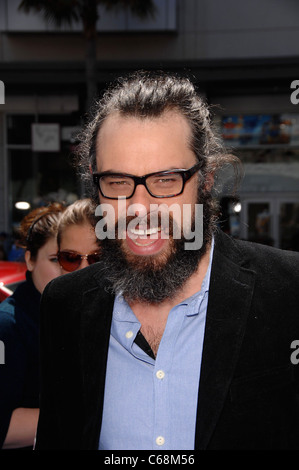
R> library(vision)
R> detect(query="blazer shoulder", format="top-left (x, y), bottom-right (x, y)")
top-left (235, 237), bottom-right (299, 273)
top-left (215, 229), bottom-right (299, 278)
top-left (230, 237), bottom-right (299, 299)
top-left (42, 263), bottom-right (103, 305)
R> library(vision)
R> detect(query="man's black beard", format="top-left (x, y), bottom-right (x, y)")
top-left (97, 191), bottom-right (216, 304)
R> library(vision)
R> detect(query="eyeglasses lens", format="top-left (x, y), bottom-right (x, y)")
top-left (58, 252), bottom-right (81, 272)
top-left (100, 175), bottom-right (134, 199)
top-left (58, 252), bottom-right (101, 272)
top-left (147, 173), bottom-right (183, 197)
top-left (87, 253), bottom-right (101, 265)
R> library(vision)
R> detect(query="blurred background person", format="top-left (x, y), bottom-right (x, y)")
top-left (57, 198), bottom-right (100, 275)
top-left (0, 202), bottom-right (65, 450)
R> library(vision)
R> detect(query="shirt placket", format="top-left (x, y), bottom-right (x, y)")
top-left (152, 307), bottom-right (186, 450)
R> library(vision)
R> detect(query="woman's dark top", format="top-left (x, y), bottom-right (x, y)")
top-left (0, 272), bottom-right (40, 448)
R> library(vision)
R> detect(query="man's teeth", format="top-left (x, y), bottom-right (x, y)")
top-left (130, 227), bottom-right (161, 236)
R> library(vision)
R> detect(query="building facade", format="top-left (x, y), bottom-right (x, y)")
top-left (0, 0), bottom-right (299, 250)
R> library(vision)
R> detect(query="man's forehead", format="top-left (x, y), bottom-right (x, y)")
top-left (94, 113), bottom-right (195, 176)
top-left (96, 109), bottom-right (191, 140)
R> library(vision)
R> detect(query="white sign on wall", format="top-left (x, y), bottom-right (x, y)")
top-left (32, 123), bottom-right (60, 152)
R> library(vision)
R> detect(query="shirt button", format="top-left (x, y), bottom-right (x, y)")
top-left (156, 370), bottom-right (165, 380)
top-left (156, 436), bottom-right (165, 446)
top-left (125, 331), bottom-right (134, 339)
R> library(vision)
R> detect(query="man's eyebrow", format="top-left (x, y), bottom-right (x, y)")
top-left (96, 169), bottom-right (134, 176)
top-left (97, 166), bottom-right (185, 175)
top-left (97, 169), bottom-right (123, 174)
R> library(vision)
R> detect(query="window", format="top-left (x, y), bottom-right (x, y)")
top-left (7, 113), bottom-right (80, 227)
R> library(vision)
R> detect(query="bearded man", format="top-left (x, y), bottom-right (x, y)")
top-left (35, 71), bottom-right (299, 451)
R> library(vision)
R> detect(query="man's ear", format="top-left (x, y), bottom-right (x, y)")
top-left (25, 250), bottom-right (34, 272)
top-left (89, 164), bottom-right (93, 174)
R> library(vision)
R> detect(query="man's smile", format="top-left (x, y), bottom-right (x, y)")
top-left (129, 226), bottom-right (161, 238)
top-left (125, 225), bottom-right (167, 255)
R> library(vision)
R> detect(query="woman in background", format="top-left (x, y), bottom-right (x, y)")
top-left (0, 202), bottom-right (65, 449)
top-left (57, 198), bottom-right (100, 274)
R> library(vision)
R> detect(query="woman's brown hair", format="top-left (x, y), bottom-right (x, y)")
top-left (18, 202), bottom-right (65, 260)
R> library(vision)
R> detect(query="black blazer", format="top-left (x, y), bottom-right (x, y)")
top-left (35, 230), bottom-right (299, 450)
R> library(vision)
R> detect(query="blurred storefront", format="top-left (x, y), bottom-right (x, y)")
top-left (214, 95), bottom-right (299, 250)
top-left (1, 0), bottom-right (299, 251)
top-left (3, 97), bottom-right (81, 232)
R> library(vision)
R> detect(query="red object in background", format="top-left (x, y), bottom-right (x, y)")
top-left (0, 261), bottom-right (26, 302)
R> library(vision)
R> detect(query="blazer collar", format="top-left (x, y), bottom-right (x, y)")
top-left (195, 230), bottom-right (256, 449)
top-left (79, 278), bottom-right (114, 449)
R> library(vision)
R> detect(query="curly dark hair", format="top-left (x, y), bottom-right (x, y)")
top-left (75, 70), bottom-right (241, 202)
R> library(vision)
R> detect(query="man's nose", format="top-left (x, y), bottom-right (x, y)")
top-left (127, 183), bottom-right (154, 218)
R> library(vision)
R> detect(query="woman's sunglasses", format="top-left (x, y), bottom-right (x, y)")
top-left (57, 250), bottom-right (101, 272)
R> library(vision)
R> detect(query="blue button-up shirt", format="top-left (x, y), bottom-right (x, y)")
top-left (99, 240), bottom-right (214, 450)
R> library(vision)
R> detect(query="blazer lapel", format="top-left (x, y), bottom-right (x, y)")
top-left (195, 232), bottom-right (256, 450)
top-left (79, 281), bottom-right (114, 449)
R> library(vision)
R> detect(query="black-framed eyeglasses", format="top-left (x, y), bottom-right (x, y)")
top-left (57, 251), bottom-right (101, 272)
top-left (92, 163), bottom-right (202, 200)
